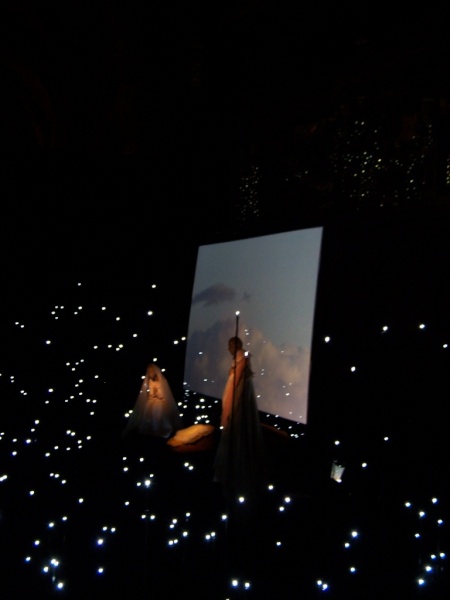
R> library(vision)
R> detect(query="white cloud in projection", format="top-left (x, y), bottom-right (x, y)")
top-left (183, 226), bottom-right (323, 423)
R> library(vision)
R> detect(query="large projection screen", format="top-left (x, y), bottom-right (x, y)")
top-left (183, 226), bottom-right (323, 424)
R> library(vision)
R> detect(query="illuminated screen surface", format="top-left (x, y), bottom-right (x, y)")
top-left (183, 226), bottom-right (323, 424)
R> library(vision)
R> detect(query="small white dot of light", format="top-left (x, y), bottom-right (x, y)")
top-left (267, 484), bottom-right (274, 491)
top-left (48, 522), bottom-right (55, 528)
top-left (170, 523), bottom-right (175, 529)
top-left (334, 440), bottom-right (340, 445)
top-left (97, 567), bottom-right (104, 574)
top-left (238, 496), bottom-right (245, 503)
top-left (350, 366), bottom-right (356, 372)
top-left (51, 558), bottom-right (59, 566)
top-left (382, 326), bottom-right (388, 332)
top-left (147, 311), bottom-right (153, 316)
top-left (221, 514), bottom-right (227, 521)
top-left (276, 541), bottom-right (282, 547)
top-left (123, 467), bottom-right (129, 472)
top-left (322, 583), bottom-right (329, 590)
top-left (431, 497), bottom-right (438, 504)
top-left (350, 567), bottom-right (356, 573)
top-left (419, 511), bottom-right (426, 518)
top-left (232, 579), bottom-right (239, 587)
top-left (279, 506), bottom-right (285, 512)
top-left (25, 556), bottom-right (31, 562)
top-left (97, 539), bottom-right (104, 546)
top-left (415, 533), bottom-right (421, 538)
top-left (419, 324), bottom-right (426, 329)
top-left (46, 340), bottom-right (51, 345)
top-left (384, 436), bottom-right (389, 441)
top-left (43, 566), bottom-right (49, 573)
top-left (182, 531), bottom-right (188, 537)
top-left (11, 451), bottom-right (17, 456)
top-left (34, 540), bottom-right (40, 546)
top-left (62, 516), bottom-right (67, 521)
top-left (244, 582), bottom-right (251, 589)
top-left (362, 462), bottom-right (368, 468)
top-left (440, 552), bottom-right (445, 558)
top-left (284, 497), bottom-right (291, 503)
top-left (418, 579), bottom-right (425, 586)
top-left (56, 582), bottom-right (64, 589)
top-left (324, 336), bottom-right (330, 342)
top-left (141, 514), bottom-right (146, 520)
top-left (45, 453), bottom-right (50, 457)
top-left (437, 519), bottom-right (443, 525)
top-left (144, 479), bottom-right (151, 487)
top-left (405, 501), bottom-right (412, 508)
top-left (425, 565), bottom-right (432, 572)
top-left (125, 501), bottom-right (130, 506)
top-left (443, 344), bottom-right (448, 348)
top-left (29, 490), bottom-right (34, 495)
top-left (78, 498), bottom-right (84, 503)
top-left (344, 542), bottom-right (350, 548)
top-left (317, 580), bottom-right (323, 586)
top-left (351, 531), bottom-right (358, 538)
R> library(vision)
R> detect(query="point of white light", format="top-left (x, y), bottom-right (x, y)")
top-left (350, 366), bottom-right (356, 372)
top-left (324, 336), bottom-right (330, 343)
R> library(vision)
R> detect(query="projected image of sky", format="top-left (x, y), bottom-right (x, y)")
top-left (183, 227), bottom-right (323, 423)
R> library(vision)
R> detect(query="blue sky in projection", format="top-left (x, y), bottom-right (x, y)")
top-left (183, 226), bottom-right (323, 423)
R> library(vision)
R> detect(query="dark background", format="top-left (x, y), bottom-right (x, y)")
top-left (2, 2), bottom-right (450, 598)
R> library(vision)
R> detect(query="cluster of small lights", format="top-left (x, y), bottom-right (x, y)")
top-left (0, 280), bottom-right (448, 597)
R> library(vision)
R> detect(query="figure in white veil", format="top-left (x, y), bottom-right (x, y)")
top-left (122, 363), bottom-right (183, 439)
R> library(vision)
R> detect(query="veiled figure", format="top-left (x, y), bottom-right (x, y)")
top-left (122, 363), bottom-right (183, 439)
top-left (213, 337), bottom-right (265, 501)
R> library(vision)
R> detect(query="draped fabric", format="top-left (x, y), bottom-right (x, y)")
top-left (213, 348), bottom-right (265, 500)
top-left (122, 364), bottom-right (183, 439)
